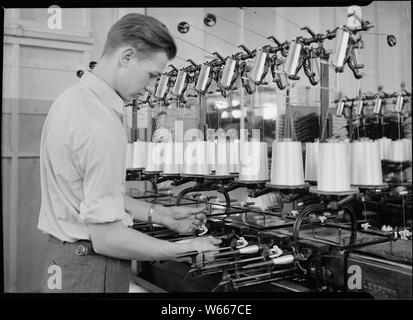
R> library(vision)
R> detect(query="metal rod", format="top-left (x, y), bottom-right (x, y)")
top-left (201, 255), bottom-right (266, 270)
top-left (233, 267), bottom-right (297, 283)
top-left (233, 274), bottom-right (298, 289)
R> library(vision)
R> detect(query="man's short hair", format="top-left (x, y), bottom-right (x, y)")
top-left (103, 13), bottom-right (177, 59)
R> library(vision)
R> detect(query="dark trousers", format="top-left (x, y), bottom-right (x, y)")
top-left (41, 235), bottom-right (131, 293)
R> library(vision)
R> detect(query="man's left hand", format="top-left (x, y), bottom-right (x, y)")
top-left (156, 205), bottom-right (208, 234)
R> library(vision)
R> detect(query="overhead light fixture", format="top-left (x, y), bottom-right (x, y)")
top-left (231, 99), bottom-right (240, 107)
top-left (215, 101), bottom-right (228, 109)
top-left (231, 109), bottom-right (242, 118)
top-left (204, 13), bottom-right (217, 27)
top-left (177, 21), bottom-right (190, 34)
top-left (262, 102), bottom-right (278, 120)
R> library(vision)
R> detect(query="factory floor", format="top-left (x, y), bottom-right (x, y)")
top-left (129, 281), bottom-right (150, 293)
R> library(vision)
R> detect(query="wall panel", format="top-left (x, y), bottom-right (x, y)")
top-left (2, 113), bottom-right (12, 154)
top-left (3, 7), bottom-right (95, 292)
top-left (20, 46), bottom-right (84, 70)
top-left (90, 8), bottom-right (118, 60)
top-left (20, 8), bottom-right (88, 34)
top-left (19, 68), bottom-right (77, 101)
top-left (18, 114), bottom-right (47, 154)
top-left (17, 157), bottom-right (47, 292)
top-left (2, 159), bottom-right (11, 291)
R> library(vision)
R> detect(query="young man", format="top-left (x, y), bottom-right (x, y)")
top-left (38, 13), bottom-right (221, 293)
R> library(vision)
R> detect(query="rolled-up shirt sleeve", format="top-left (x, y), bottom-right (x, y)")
top-left (73, 122), bottom-right (127, 224)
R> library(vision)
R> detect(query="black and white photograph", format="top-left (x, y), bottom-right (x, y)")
top-left (0, 1), bottom-right (412, 306)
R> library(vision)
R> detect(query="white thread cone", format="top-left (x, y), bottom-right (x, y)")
top-left (239, 141), bottom-right (269, 181)
top-left (132, 140), bottom-right (147, 169)
top-left (318, 141), bottom-right (351, 192)
top-left (350, 141), bottom-right (361, 185)
top-left (176, 142), bottom-right (184, 173)
top-left (126, 143), bottom-right (133, 169)
top-left (376, 137), bottom-right (392, 160)
top-left (145, 142), bottom-right (164, 172)
top-left (207, 141), bottom-right (216, 172)
top-left (403, 138), bottom-right (412, 161)
top-left (215, 142), bottom-right (231, 175)
top-left (390, 139), bottom-right (409, 162)
top-left (182, 141), bottom-right (209, 175)
top-left (271, 141), bottom-right (304, 186)
top-left (229, 139), bottom-right (240, 173)
top-left (350, 140), bottom-right (383, 185)
top-left (304, 142), bottom-right (319, 182)
top-left (163, 142), bottom-right (183, 174)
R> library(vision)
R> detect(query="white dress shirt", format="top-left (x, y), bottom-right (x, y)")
top-left (38, 71), bottom-right (133, 242)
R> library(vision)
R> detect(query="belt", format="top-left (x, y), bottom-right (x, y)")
top-left (49, 235), bottom-right (96, 256)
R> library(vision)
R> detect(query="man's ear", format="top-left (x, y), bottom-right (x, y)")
top-left (119, 47), bottom-right (136, 67)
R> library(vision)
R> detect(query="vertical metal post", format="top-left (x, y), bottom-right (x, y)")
top-left (238, 8), bottom-right (247, 202)
top-left (285, 88), bottom-right (291, 139)
top-left (198, 94), bottom-right (207, 140)
top-left (348, 104), bottom-right (354, 141)
top-left (132, 103), bottom-right (137, 142)
top-left (320, 53), bottom-right (330, 141)
top-left (239, 8), bottom-right (245, 134)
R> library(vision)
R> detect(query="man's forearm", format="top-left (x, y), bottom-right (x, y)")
top-left (90, 221), bottom-right (191, 261)
top-left (123, 194), bottom-right (167, 224)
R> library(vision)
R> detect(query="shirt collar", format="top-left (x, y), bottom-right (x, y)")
top-left (79, 71), bottom-right (125, 115)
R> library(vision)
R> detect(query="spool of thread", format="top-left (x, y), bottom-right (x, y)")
top-left (229, 139), bottom-right (240, 173)
top-left (126, 142), bottom-right (134, 169)
top-left (318, 141), bottom-right (351, 192)
top-left (270, 141), bottom-right (305, 186)
top-left (285, 40), bottom-right (302, 76)
top-left (403, 138), bottom-right (412, 161)
top-left (304, 142), bottom-right (319, 182)
top-left (375, 137), bottom-right (392, 160)
top-left (390, 139), bottom-right (410, 162)
top-left (182, 141), bottom-right (209, 175)
top-left (349, 141), bottom-right (361, 184)
top-left (176, 142), bottom-right (184, 173)
top-left (332, 28), bottom-right (350, 69)
top-left (239, 141), bottom-right (269, 181)
top-left (132, 140), bottom-right (147, 169)
top-left (145, 142), bottom-right (164, 172)
top-left (207, 141), bottom-right (216, 172)
top-left (163, 142), bottom-right (183, 174)
top-left (350, 139), bottom-right (383, 186)
top-left (215, 141), bottom-right (231, 175)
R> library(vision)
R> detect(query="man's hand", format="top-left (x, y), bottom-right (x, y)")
top-left (154, 205), bottom-right (208, 234)
top-left (189, 236), bottom-right (222, 252)
top-left (166, 205), bottom-right (208, 221)
top-left (175, 236), bottom-right (222, 264)
top-left (189, 236), bottom-right (222, 264)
